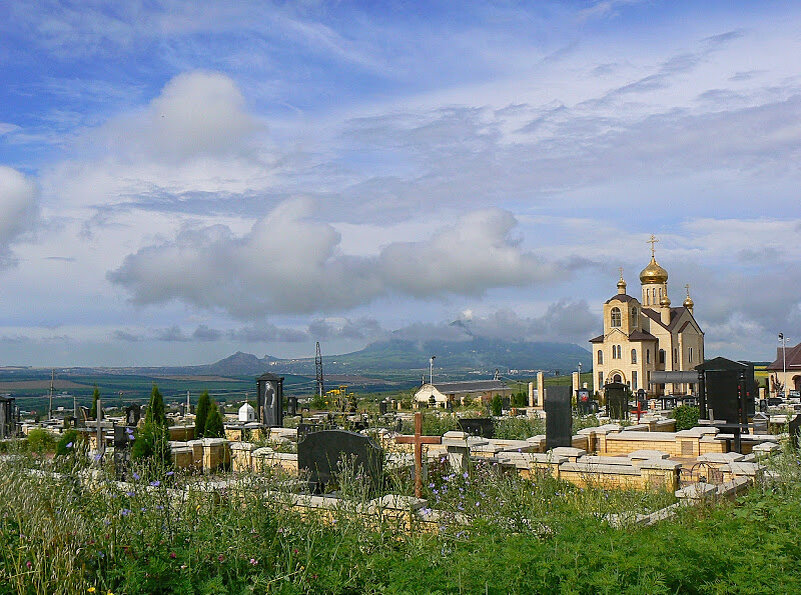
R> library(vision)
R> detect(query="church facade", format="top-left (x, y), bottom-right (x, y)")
top-left (590, 240), bottom-right (705, 397)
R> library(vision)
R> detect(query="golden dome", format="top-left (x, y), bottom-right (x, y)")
top-left (660, 295), bottom-right (671, 307)
top-left (639, 256), bottom-right (668, 284)
top-left (683, 295), bottom-right (694, 308)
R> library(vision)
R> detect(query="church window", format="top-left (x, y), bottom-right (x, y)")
top-left (597, 350), bottom-right (603, 365)
top-left (632, 371), bottom-right (638, 390)
top-left (598, 372), bottom-right (603, 388)
top-left (611, 307), bottom-right (621, 327)
top-left (612, 345), bottom-right (622, 359)
top-left (631, 308), bottom-right (638, 327)
top-left (646, 349), bottom-right (651, 364)
top-left (689, 347), bottom-right (694, 363)
top-left (631, 349), bottom-right (637, 364)
top-left (658, 349), bottom-right (666, 364)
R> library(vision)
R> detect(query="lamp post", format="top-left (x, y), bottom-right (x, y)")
top-left (779, 333), bottom-right (789, 398)
top-left (429, 355), bottom-right (436, 385)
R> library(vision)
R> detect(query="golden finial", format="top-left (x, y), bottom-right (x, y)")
top-left (683, 283), bottom-right (694, 309)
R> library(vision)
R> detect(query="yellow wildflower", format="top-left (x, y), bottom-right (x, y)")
top-left (87, 589), bottom-right (96, 594)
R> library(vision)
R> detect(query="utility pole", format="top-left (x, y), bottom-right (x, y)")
top-left (315, 342), bottom-right (325, 398)
top-left (48, 369), bottom-right (55, 421)
top-left (779, 333), bottom-right (789, 398)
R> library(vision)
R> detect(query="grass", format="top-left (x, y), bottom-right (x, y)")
top-left (3, 442), bottom-right (801, 593)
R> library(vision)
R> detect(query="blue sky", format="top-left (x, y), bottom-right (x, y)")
top-left (0, 0), bottom-right (800, 366)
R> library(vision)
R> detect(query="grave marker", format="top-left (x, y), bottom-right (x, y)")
top-left (298, 429), bottom-right (383, 493)
top-left (458, 418), bottom-right (495, 438)
top-left (545, 385), bottom-right (573, 450)
top-left (396, 412), bottom-right (442, 498)
top-left (256, 372), bottom-right (284, 428)
top-left (605, 382), bottom-right (630, 420)
top-left (125, 404), bottom-right (141, 427)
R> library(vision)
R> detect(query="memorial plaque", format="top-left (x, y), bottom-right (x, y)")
top-left (459, 418), bottom-right (495, 438)
top-left (297, 430), bottom-right (383, 493)
top-left (256, 373), bottom-right (284, 427)
top-left (605, 382), bottom-right (630, 420)
top-left (576, 388), bottom-right (594, 414)
top-left (545, 385), bottom-right (572, 450)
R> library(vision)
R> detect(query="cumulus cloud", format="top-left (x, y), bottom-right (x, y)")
top-left (108, 200), bottom-right (555, 316)
top-left (0, 167), bottom-right (39, 265)
top-left (308, 316), bottom-right (386, 341)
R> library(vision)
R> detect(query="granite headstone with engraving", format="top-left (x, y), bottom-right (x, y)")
top-left (297, 429), bottom-right (383, 493)
top-left (545, 384), bottom-right (573, 450)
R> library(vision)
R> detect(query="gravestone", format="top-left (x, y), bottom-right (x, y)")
top-left (459, 418), bottom-right (495, 438)
top-left (379, 400), bottom-right (388, 415)
top-left (113, 425), bottom-right (133, 480)
top-left (287, 396), bottom-right (298, 417)
top-left (759, 399), bottom-right (768, 413)
top-left (297, 430), bottom-right (383, 493)
top-left (256, 373), bottom-right (284, 427)
top-left (752, 412), bottom-right (769, 435)
top-left (696, 358), bottom-right (756, 423)
top-left (576, 388), bottom-right (594, 414)
top-left (297, 422), bottom-right (335, 440)
top-left (545, 385), bottom-right (572, 450)
top-left (0, 395), bottom-right (15, 438)
top-left (789, 414), bottom-right (801, 449)
top-left (605, 382), bottom-right (630, 420)
top-left (125, 404), bottom-right (141, 427)
top-left (79, 406), bottom-right (91, 425)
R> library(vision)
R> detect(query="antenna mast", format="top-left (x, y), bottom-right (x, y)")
top-left (315, 341), bottom-right (325, 398)
top-left (48, 369), bottom-right (55, 420)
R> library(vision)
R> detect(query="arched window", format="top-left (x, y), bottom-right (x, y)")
top-left (610, 307), bottom-right (621, 327)
top-left (631, 308), bottom-right (638, 327)
top-left (631, 349), bottom-right (637, 364)
top-left (597, 350), bottom-right (603, 365)
top-left (598, 372), bottom-right (603, 388)
top-left (632, 371), bottom-right (638, 390)
top-left (689, 347), bottom-right (694, 363)
top-left (646, 349), bottom-right (651, 364)
top-left (659, 349), bottom-right (666, 364)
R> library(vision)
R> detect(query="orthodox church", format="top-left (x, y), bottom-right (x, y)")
top-left (589, 237), bottom-right (705, 396)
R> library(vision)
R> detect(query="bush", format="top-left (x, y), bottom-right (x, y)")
top-left (490, 395), bottom-right (504, 416)
top-left (512, 392), bottom-right (527, 407)
top-left (25, 429), bottom-right (56, 454)
top-left (195, 390), bottom-right (211, 439)
top-left (494, 416), bottom-right (544, 440)
top-left (673, 405), bottom-right (700, 430)
top-left (131, 422), bottom-right (171, 463)
top-left (55, 429), bottom-right (84, 457)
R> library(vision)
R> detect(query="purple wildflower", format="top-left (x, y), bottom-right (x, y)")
top-left (66, 442), bottom-right (73, 449)
top-left (150, 481), bottom-right (161, 487)
top-left (120, 509), bottom-right (131, 516)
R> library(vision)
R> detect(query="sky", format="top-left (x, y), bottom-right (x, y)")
top-left (0, 0), bottom-right (800, 367)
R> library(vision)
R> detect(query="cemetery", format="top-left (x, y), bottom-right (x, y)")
top-left (3, 360), bottom-right (801, 593)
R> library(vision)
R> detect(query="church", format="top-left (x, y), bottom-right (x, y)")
top-left (589, 237), bottom-right (705, 397)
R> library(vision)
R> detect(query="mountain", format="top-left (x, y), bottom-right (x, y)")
top-left (194, 338), bottom-right (591, 379)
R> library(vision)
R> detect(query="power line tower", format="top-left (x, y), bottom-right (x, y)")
top-left (315, 341), bottom-right (325, 399)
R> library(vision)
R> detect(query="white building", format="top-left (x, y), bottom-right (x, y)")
top-left (414, 380), bottom-right (512, 407)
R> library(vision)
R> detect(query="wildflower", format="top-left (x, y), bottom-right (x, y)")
top-left (196, 504), bottom-right (202, 512)
top-left (462, 472), bottom-right (468, 479)
top-left (126, 491), bottom-right (135, 497)
top-left (88, 589), bottom-right (96, 593)
top-left (429, 482), bottom-right (435, 488)
top-left (93, 454), bottom-right (102, 461)
top-left (66, 442), bottom-right (73, 449)
top-left (132, 472), bottom-right (140, 480)
top-left (293, 548), bottom-right (299, 554)
top-left (169, 552), bottom-right (177, 559)
top-left (150, 481), bottom-right (160, 487)
top-left (155, 505), bottom-right (164, 510)
top-left (218, 554), bottom-right (224, 562)
top-left (120, 509), bottom-right (131, 516)
top-left (180, 564), bottom-right (187, 570)
top-left (107, 591), bottom-right (114, 595)
top-left (249, 558), bottom-right (258, 565)
top-left (25, 561), bottom-right (31, 569)
top-left (475, 502), bottom-right (480, 507)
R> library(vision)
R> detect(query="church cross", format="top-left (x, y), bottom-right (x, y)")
top-left (395, 411), bottom-right (442, 498)
top-left (618, 266), bottom-right (624, 280)
top-left (647, 234), bottom-right (659, 257)
top-left (685, 283), bottom-right (691, 297)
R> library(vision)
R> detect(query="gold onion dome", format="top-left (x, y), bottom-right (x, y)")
top-left (660, 295), bottom-right (671, 307)
top-left (683, 295), bottom-right (694, 308)
top-left (639, 256), bottom-right (668, 284)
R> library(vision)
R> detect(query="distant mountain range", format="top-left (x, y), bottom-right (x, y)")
top-left (175, 337), bottom-right (591, 379)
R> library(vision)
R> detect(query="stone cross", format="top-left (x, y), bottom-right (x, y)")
top-left (395, 411), bottom-right (442, 498)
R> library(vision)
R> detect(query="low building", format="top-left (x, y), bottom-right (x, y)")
top-left (766, 342), bottom-right (801, 397)
top-left (414, 380), bottom-right (512, 407)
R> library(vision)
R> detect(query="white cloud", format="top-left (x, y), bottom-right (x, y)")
top-left (108, 200), bottom-right (556, 316)
top-left (0, 167), bottom-right (39, 264)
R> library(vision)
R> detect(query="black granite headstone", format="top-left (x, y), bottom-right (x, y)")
top-left (789, 414), bottom-right (801, 449)
top-left (113, 425), bottom-right (132, 480)
top-left (545, 385), bottom-right (572, 450)
top-left (256, 372), bottom-right (284, 427)
top-left (125, 404), bottom-right (141, 427)
top-left (605, 382), bottom-right (629, 420)
top-left (696, 358), bottom-right (756, 423)
top-left (0, 395), bottom-right (14, 439)
top-left (576, 388), bottom-right (594, 414)
top-left (297, 430), bottom-right (383, 493)
top-left (297, 422), bottom-right (334, 440)
top-left (379, 401), bottom-right (388, 415)
top-left (287, 396), bottom-right (298, 417)
top-left (459, 418), bottom-right (495, 438)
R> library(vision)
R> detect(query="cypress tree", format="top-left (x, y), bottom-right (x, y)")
top-left (145, 384), bottom-right (168, 427)
top-left (195, 390), bottom-right (211, 439)
top-left (89, 385), bottom-right (100, 419)
top-left (204, 399), bottom-right (225, 438)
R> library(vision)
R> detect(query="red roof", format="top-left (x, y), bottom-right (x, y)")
top-left (767, 343), bottom-right (801, 370)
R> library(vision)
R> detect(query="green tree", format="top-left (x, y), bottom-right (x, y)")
top-left (204, 399), bottom-right (225, 438)
top-left (673, 405), bottom-right (700, 431)
top-left (490, 394), bottom-right (504, 416)
top-left (89, 385), bottom-right (100, 419)
top-left (145, 384), bottom-right (168, 427)
top-left (195, 390), bottom-right (211, 439)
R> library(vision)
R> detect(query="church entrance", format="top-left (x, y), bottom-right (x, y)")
top-left (612, 374), bottom-right (622, 383)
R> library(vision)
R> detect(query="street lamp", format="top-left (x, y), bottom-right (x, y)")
top-left (779, 333), bottom-right (789, 398)
top-left (429, 355), bottom-right (436, 385)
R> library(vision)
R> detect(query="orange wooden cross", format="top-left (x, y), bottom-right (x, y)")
top-left (395, 411), bottom-right (442, 498)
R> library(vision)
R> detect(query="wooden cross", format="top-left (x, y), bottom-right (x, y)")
top-left (395, 412), bottom-right (442, 498)
top-left (647, 234), bottom-right (659, 257)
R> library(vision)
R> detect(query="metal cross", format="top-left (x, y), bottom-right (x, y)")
top-left (647, 234), bottom-right (659, 257)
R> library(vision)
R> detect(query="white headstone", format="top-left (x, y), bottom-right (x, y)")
top-left (238, 403), bottom-right (256, 422)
